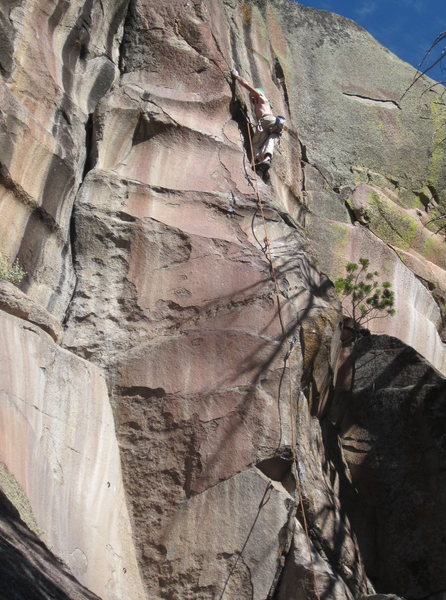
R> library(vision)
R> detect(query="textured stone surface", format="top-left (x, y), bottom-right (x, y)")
top-left (58, 2), bottom-right (354, 596)
top-left (162, 469), bottom-right (294, 600)
top-left (0, 489), bottom-right (101, 600)
top-left (0, 0), bottom-right (129, 318)
top-left (0, 310), bottom-right (145, 600)
top-left (0, 279), bottom-right (62, 342)
top-left (292, 392), bottom-right (372, 599)
top-left (332, 335), bottom-right (446, 598)
top-left (2, 0), bottom-right (446, 598)
top-left (277, 518), bottom-right (355, 600)
top-left (281, 1), bottom-right (446, 369)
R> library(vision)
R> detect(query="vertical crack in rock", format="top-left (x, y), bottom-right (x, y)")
top-left (82, 113), bottom-right (97, 178)
top-left (299, 142), bottom-right (309, 226)
top-left (62, 203), bottom-right (79, 327)
top-left (267, 499), bottom-right (297, 600)
top-left (274, 58), bottom-right (290, 114)
top-left (63, 0), bottom-right (133, 326)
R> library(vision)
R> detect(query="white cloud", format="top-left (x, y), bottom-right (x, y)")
top-left (355, 0), bottom-right (377, 18)
top-left (398, 0), bottom-right (423, 12)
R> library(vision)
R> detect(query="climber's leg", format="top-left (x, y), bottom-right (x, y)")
top-left (252, 129), bottom-right (268, 163)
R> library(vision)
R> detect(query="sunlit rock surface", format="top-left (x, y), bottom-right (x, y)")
top-left (0, 311), bottom-right (144, 600)
top-left (1, 0), bottom-right (446, 598)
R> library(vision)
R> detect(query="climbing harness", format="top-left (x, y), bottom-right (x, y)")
top-left (270, 115), bottom-right (286, 134)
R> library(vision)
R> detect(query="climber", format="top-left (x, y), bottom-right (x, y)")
top-left (231, 69), bottom-right (285, 171)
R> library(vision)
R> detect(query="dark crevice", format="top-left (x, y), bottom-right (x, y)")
top-left (343, 92), bottom-right (400, 109)
top-left (267, 506), bottom-right (297, 600)
top-left (299, 141), bottom-right (309, 163)
top-left (118, 0), bottom-right (137, 75)
top-left (427, 184), bottom-right (441, 205)
top-left (82, 113), bottom-right (97, 178)
top-left (343, 197), bottom-right (358, 224)
top-left (229, 84), bottom-right (255, 165)
top-left (116, 386), bottom-right (166, 399)
top-left (256, 454), bottom-right (295, 494)
top-left (61, 204), bottom-right (78, 326)
top-left (183, 432), bottom-right (202, 498)
top-left (274, 57), bottom-right (290, 113)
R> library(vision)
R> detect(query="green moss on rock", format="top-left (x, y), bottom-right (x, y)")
top-left (324, 221), bottom-right (351, 274)
top-left (421, 234), bottom-right (445, 264)
top-left (362, 189), bottom-right (446, 268)
top-left (367, 191), bottom-right (419, 250)
top-left (0, 463), bottom-right (43, 537)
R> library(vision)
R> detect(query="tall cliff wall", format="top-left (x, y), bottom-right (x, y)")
top-left (1, 0), bottom-right (446, 599)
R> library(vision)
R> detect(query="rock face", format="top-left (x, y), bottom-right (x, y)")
top-left (283, 3), bottom-right (446, 370)
top-left (0, 0), bottom-right (129, 318)
top-left (0, 310), bottom-right (145, 599)
top-left (1, 0), bottom-right (446, 599)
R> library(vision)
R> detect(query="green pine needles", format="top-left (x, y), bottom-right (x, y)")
top-left (335, 258), bottom-right (395, 333)
top-left (0, 253), bottom-right (26, 285)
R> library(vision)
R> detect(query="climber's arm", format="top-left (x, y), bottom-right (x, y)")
top-left (231, 69), bottom-right (262, 99)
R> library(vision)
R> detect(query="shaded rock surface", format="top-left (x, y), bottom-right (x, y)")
top-left (0, 489), bottom-right (101, 600)
top-left (1, 0), bottom-right (446, 599)
top-left (332, 335), bottom-right (446, 598)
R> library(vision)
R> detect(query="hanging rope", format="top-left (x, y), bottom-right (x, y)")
top-left (218, 482), bottom-right (273, 600)
top-left (212, 65), bottom-right (320, 599)
top-left (241, 105), bottom-right (321, 600)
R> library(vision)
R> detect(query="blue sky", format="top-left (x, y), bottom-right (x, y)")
top-left (298, 0), bottom-right (446, 83)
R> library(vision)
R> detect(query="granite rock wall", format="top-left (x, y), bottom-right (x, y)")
top-left (1, 0), bottom-right (446, 598)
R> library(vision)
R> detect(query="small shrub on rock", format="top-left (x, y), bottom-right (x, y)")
top-left (335, 258), bottom-right (395, 336)
top-left (0, 254), bottom-right (26, 285)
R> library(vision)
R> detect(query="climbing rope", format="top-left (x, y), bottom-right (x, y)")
top-left (243, 104), bottom-right (321, 600)
top-left (218, 482), bottom-right (273, 600)
top-left (215, 70), bottom-right (320, 599)
top-left (244, 121), bottom-right (287, 334)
